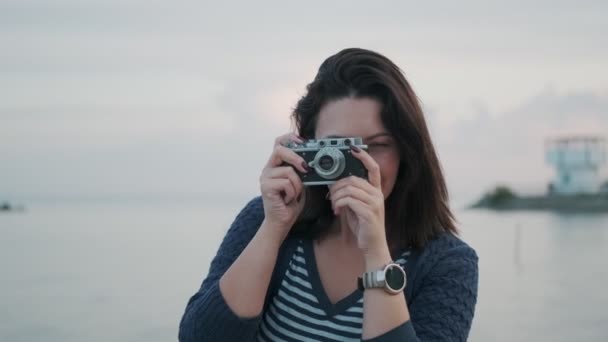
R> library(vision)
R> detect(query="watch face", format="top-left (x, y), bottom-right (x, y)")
top-left (385, 265), bottom-right (405, 291)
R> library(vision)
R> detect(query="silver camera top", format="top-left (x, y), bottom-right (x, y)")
top-left (286, 137), bottom-right (365, 150)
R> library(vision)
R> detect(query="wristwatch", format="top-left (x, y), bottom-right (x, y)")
top-left (357, 263), bottom-right (406, 295)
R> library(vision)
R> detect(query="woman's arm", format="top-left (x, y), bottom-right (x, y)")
top-left (361, 242), bottom-right (479, 342)
top-left (328, 146), bottom-right (479, 341)
top-left (178, 197), bottom-right (275, 342)
top-left (219, 219), bottom-right (284, 317)
top-left (360, 248), bottom-right (411, 340)
top-left (179, 132), bottom-right (308, 341)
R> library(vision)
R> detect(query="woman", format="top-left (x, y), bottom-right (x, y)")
top-left (179, 48), bottom-right (479, 342)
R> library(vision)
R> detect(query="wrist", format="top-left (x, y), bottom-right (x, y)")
top-left (258, 219), bottom-right (289, 247)
top-left (363, 245), bottom-right (393, 271)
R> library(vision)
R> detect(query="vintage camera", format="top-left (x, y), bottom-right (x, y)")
top-left (285, 137), bottom-right (368, 185)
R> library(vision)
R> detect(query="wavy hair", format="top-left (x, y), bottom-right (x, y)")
top-left (289, 48), bottom-right (457, 252)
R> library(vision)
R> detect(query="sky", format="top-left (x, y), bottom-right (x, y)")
top-left (1, 0), bottom-right (607, 205)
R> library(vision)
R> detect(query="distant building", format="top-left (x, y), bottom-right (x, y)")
top-left (545, 136), bottom-right (607, 195)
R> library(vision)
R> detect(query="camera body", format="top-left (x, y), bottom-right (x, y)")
top-left (286, 137), bottom-right (368, 185)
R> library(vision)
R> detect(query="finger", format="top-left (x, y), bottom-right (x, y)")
top-left (330, 175), bottom-right (378, 198)
top-left (350, 145), bottom-right (381, 188)
top-left (333, 196), bottom-right (371, 219)
top-left (331, 184), bottom-right (373, 207)
top-left (275, 178), bottom-right (297, 205)
top-left (267, 145), bottom-right (309, 173)
top-left (261, 178), bottom-right (296, 205)
top-left (273, 133), bottom-right (305, 147)
top-left (266, 166), bottom-right (303, 201)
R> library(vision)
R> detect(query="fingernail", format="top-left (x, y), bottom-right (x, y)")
top-left (296, 135), bottom-right (305, 141)
top-left (325, 192), bottom-right (330, 200)
top-left (301, 161), bottom-right (310, 172)
top-left (350, 145), bottom-right (361, 153)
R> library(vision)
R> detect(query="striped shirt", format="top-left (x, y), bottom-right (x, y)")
top-left (255, 239), bottom-right (411, 342)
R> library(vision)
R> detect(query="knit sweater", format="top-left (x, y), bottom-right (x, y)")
top-left (178, 196), bottom-right (479, 341)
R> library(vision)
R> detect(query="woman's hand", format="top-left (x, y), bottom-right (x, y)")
top-left (259, 133), bottom-right (309, 243)
top-left (328, 145), bottom-right (390, 260)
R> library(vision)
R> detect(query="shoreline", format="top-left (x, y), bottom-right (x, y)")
top-left (470, 191), bottom-right (608, 213)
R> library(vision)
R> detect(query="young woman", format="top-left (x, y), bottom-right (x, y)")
top-left (179, 48), bottom-right (479, 342)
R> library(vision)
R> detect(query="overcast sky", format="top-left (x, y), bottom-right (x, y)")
top-left (1, 0), bottom-right (607, 205)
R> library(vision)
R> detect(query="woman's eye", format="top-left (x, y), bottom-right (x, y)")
top-left (369, 143), bottom-right (389, 148)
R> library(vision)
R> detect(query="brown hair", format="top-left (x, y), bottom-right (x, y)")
top-left (289, 48), bottom-right (458, 252)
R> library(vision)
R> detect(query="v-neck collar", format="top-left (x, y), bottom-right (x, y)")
top-left (302, 238), bottom-right (363, 317)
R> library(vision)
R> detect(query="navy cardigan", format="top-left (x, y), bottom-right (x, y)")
top-left (179, 196), bottom-right (479, 341)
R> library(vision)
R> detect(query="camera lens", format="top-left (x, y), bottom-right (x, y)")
top-left (319, 155), bottom-right (334, 170)
top-left (313, 147), bottom-right (346, 180)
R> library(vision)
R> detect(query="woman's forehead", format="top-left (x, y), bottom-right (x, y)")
top-left (315, 97), bottom-right (386, 137)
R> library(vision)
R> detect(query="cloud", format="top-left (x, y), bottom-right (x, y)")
top-left (435, 86), bottom-right (608, 204)
top-left (1, 0), bottom-right (607, 202)
top-left (0, 77), bottom-right (301, 199)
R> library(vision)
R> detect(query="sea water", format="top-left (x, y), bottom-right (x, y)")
top-left (1, 195), bottom-right (607, 341)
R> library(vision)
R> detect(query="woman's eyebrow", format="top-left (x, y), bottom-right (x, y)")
top-left (365, 132), bottom-right (392, 140)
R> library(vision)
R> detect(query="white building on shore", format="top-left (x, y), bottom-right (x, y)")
top-left (545, 136), bottom-right (607, 195)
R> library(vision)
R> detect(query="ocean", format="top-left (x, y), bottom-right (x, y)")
top-left (1, 196), bottom-right (607, 341)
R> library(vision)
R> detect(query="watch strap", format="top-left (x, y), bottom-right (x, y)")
top-left (357, 263), bottom-right (406, 294)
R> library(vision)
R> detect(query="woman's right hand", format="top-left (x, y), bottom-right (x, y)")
top-left (259, 133), bottom-right (310, 241)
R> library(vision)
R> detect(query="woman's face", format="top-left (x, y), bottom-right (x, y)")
top-left (314, 97), bottom-right (401, 199)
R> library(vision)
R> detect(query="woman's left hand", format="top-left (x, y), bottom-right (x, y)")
top-left (328, 146), bottom-right (389, 259)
